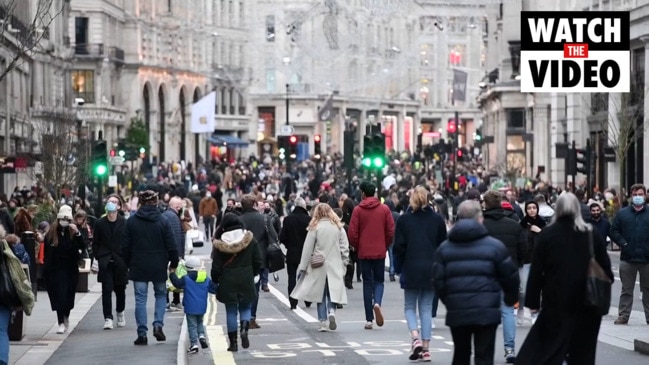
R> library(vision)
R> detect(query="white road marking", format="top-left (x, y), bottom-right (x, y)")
top-left (268, 284), bottom-right (318, 323)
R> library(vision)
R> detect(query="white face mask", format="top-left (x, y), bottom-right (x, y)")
top-left (59, 221), bottom-right (70, 227)
top-left (206, 193), bottom-right (211, 198)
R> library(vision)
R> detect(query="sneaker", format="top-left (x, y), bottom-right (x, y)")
top-left (505, 348), bottom-right (516, 363)
top-left (364, 321), bottom-right (373, 330)
top-left (199, 335), bottom-right (209, 349)
top-left (133, 335), bottom-right (148, 345)
top-left (56, 324), bottom-right (66, 334)
top-left (420, 350), bottom-right (431, 362)
top-left (103, 318), bottom-right (114, 330)
top-left (373, 303), bottom-right (384, 327)
top-left (188, 344), bottom-right (199, 354)
top-left (408, 339), bottom-right (423, 361)
top-left (431, 319), bottom-right (436, 329)
top-left (318, 321), bottom-right (328, 332)
top-left (614, 316), bottom-right (629, 325)
top-left (116, 312), bottom-right (126, 327)
top-left (171, 303), bottom-right (183, 311)
top-left (516, 318), bottom-right (524, 326)
top-left (328, 313), bottom-right (337, 331)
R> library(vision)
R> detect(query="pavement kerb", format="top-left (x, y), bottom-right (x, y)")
top-left (177, 316), bottom-right (189, 365)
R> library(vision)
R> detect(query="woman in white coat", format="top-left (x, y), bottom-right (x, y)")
top-left (291, 203), bottom-right (350, 332)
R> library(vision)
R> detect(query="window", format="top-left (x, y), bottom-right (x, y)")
top-left (448, 45), bottom-right (465, 67)
top-left (74, 17), bottom-right (89, 54)
top-left (239, 2), bottom-right (244, 28)
top-left (229, 88), bottom-right (235, 115)
top-left (265, 69), bottom-right (276, 93)
top-left (71, 70), bottom-right (95, 103)
top-left (266, 16), bottom-right (275, 42)
top-left (591, 93), bottom-right (608, 114)
top-left (506, 108), bottom-right (525, 130)
top-left (221, 87), bottom-right (227, 114)
top-left (238, 92), bottom-right (245, 115)
top-left (168, 0), bottom-right (172, 13)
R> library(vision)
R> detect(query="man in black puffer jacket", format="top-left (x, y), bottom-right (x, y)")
top-left (481, 190), bottom-right (526, 363)
top-left (433, 200), bottom-right (519, 365)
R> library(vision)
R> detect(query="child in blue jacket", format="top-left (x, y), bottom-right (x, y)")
top-left (169, 256), bottom-right (211, 353)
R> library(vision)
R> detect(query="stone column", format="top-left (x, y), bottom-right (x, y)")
top-left (359, 109), bottom-right (367, 151)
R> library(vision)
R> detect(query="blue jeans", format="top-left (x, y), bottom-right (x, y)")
top-left (501, 300), bottom-right (516, 349)
top-left (186, 314), bottom-right (205, 346)
top-left (316, 281), bottom-right (335, 321)
top-left (133, 281), bottom-right (167, 336)
top-left (404, 289), bottom-right (434, 340)
top-left (251, 280), bottom-right (260, 319)
top-left (387, 245), bottom-right (395, 275)
top-left (432, 292), bottom-right (439, 318)
top-left (224, 302), bottom-right (251, 332)
top-left (0, 305), bottom-right (10, 364)
top-left (260, 268), bottom-right (269, 286)
top-left (518, 264), bottom-right (531, 316)
top-left (360, 259), bottom-right (385, 322)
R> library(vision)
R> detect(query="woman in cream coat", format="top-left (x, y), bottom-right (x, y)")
top-left (291, 203), bottom-right (350, 332)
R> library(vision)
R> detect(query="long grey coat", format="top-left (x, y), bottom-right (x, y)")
top-left (290, 219), bottom-right (350, 304)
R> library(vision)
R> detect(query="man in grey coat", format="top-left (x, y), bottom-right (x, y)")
top-left (163, 196), bottom-right (185, 310)
top-left (238, 194), bottom-right (271, 329)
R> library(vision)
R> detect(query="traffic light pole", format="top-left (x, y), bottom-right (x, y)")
top-left (451, 110), bottom-right (459, 193)
top-left (285, 84), bottom-right (291, 172)
top-left (96, 175), bottom-right (104, 217)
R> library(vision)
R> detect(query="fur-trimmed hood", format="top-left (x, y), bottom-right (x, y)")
top-left (213, 229), bottom-right (254, 254)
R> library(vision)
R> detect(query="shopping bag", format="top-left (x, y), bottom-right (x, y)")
top-left (187, 229), bottom-right (204, 248)
top-left (166, 261), bottom-right (188, 293)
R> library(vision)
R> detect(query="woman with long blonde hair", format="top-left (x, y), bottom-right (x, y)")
top-left (394, 186), bottom-right (448, 362)
top-left (291, 203), bottom-right (350, 332)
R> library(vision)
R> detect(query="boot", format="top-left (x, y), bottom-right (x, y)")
top-left (227, 331), bottom-right (238, 352)
top-left (240, 320), bottom-right (250, 349)
top-left (249, 318), bottom-right (261, 329)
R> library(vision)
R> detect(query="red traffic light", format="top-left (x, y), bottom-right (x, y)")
top-left (314, 134), bottom-right (321, 142)
top-left (457, 149), bottom-right (463, 157)
top-left (447, 121), bottom-right (457, 134)
top-left (109, 149), bottom-right (116, 157)
top-left (289, 135), bottom-right (297, 144)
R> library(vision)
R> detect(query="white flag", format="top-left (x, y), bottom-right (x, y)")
top-left (191, 92), bottom-right (216, 133)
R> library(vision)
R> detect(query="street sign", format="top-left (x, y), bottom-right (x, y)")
top-left (279, 125), bottom-right (295, 136)
top-left (108, 175), bottom-right (117, 187)
top-left (109, 156), bottom-right (125, 165)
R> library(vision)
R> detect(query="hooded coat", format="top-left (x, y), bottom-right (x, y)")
top-left (290, 219), bottom-right (350, 305)
top-left (520, 201), bottom-right (547, 265)
top-left (211, 229), bottom-right (262, 304)
top-left (348, 197), bottom-right (395, 259)
top-left (121, 205), bottom-right (179, 282)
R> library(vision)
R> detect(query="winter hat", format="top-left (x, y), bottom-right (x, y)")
top-left (221, 213), bottom-right (244, 232)
top-left (139, 190), bottom-right (159, 205)
top-left (56, 205), bottom-right (73, 220)
top-left (37, 221), bottom-right (50, 233)
top-left (184, 256), bottom-right (201, 270)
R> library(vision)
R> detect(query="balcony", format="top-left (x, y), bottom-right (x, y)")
top-left (74, 43), bottom-right (125, 63)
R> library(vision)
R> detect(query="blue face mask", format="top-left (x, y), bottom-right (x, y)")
top-left (106, 202), bottom-right (118, 213)
top-left (632, 196), bottom-right (645, 206)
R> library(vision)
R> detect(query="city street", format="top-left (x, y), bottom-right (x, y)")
top-left (187, 242), bottom-right (649, 365)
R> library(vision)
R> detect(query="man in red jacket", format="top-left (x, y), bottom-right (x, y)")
top-left (348, 182), bottom-right (395, 330)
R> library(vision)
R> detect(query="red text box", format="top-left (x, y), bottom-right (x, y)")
top-left (563, 43), bottom-right (589, 58)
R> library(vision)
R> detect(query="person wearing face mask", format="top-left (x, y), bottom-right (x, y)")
top-left (163, 196), bottom-right (186, 311)
top-left (43, 205), bottom-right (86, 334)
top-left (609, 183), bottom-right (649, 325)
top-left (92, 201), bottom-right (128, 330)
top-left (518, 201), bottom-right (547, 324)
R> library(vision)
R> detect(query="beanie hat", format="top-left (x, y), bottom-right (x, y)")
top-left (56, 205), bottom-right (73, 220)
top-left (184, 256), bottom-right (201, 270)
top-left (221, 213), bottom-right (244, 232)
top-left (139, 190), bottom-right (159, 205)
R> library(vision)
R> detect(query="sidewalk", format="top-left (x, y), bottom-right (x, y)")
top-left (8, 273), bottom-right (189, 364)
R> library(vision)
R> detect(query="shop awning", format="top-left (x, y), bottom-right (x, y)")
top-left (208, 134), bottom-right (249, 147)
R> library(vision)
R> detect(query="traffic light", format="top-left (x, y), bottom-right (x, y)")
top-left (447, 120), bottom-right (457, 136)
top-left (313, 134), bottom-right (322, 158)
top-left (474, 127), bottom-right (482, 141)
top-left (91, 140), bottom-right (108, 177)
top-left (457, 148), bottom-right (464, 162)
top-left (288, 135), bottom-right (298, 159)
top-left (139, 146), bottom-right (146, 159)
top-left (575, 148), bottom-right (588, 174)
top-left (362, 132), bottom-right (385, 169)
top-left (109, 149), bottom-right (116, 157)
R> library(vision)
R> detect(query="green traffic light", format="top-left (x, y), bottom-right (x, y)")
top-left (474, 135), bottom-right (482, 141)
top-left (373, 157), bottom-right (384, 168)
top-left (118, 150), bottom-right (125, 157)
top-left (139, 147), bottom-right (146, 154)
top-left (95, 164), bottom-right (107, 176)
top-left (362, 157), bottom-right (371, 167)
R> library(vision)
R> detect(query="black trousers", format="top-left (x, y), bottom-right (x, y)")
top-left (287, 262), bottom-right (311, 309)
top-left (101, 262), bottom-right (126, 320)
top-left (450, 324), bottom-right (498, 365)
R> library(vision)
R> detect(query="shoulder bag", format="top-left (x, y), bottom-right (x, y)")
top-left (0, 247), bottom-right (21, 308)
top-left (584, 229), bottom-right (612, 315)
top-left (310, 229), bottom-right (325, 268)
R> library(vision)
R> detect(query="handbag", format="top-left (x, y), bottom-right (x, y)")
top-left (0, 243), bottom-right (22, 308)
top-left (584, 229), bottom-right (612, 315)
top-left (310, 251), bottom-right (325, 268)
top-left (187, 229), bottom-right (204, 247)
